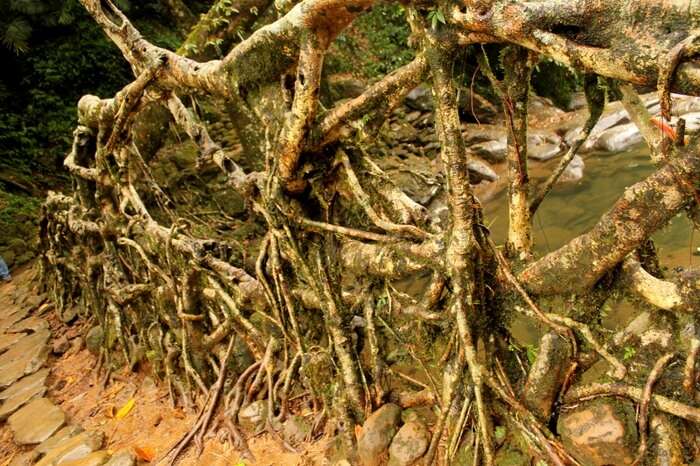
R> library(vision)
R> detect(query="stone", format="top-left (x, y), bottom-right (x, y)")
top-left (0, 307), bottom-right (30, 333)
top-left (387, 421), bottom-right (429, 466)
top-left (405, 84), bottom-right (433, 111)
top-left (528, 142), bottom-right (565, 161)
top-left (0, 329), bottom-right (50, 388)
top-left (238, 400), bottom-right (267, 432)
top-left (558, 398), bottom-right (638, 466)
top-left (85, 326), bottom-right (104, 355)
top-left (59, 451), bottom-right (112, 466)
top-left (60, 306), bottom-right (79, 324)
top-left (523, 332), bottom-right (571, 420)
top-left (103, 450), bottom-right (136, 466)
top-left (0, 332), bottom-right (24, 352)
top-left (7, 316), bottom-right (49, 333)
top-left (357, 403), bottom-right (402, 466)
top-left (8, 397), bottom-right (66, 445)
top-left (35, 431), bottom-right (105, 466)
top-left (470, 139), bottom-right (507, 163)
top-left (0, 368), bottom-right (49, 419)
top-left (494, 449), bottom-right (529, 466)
top-left (559, 155), bottom-right (585, 184)
top-left (53, 336), bottom-right (70, 355)
top-left (467, 159), bottom-right (498, 184)
top-left (33, 425), bottom-right (85, 459)
top-left (282, 415), bottom-right (312, 446)
top-left (594, 123), bottom-right (643, 153)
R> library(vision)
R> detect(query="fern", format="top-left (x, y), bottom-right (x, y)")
top-left (2, 17), bottom-right (32, 54)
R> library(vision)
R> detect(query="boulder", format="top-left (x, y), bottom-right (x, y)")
top-left (528, 142), bottom-right (564, 161)
top-left (387, 421), bottom-right (430, 466)
top-left (594, 123), bottom-right (643, 153)
top-left (470, 139), bottom-right (507, 163)
top-left (8, 397), bottom-right (66, 445)
top-left (559, 155), bottom-right (585, 184)
top-left (558, 398), bottom-right (638, 466)
top-left (357, 403), bottom-right (402, 466)
top-left (467, 160), bottom-right (498, 184)
top-left (85, 326), bottom-right (104, 355)
top-left (405, 84), bottom-right (433, 112)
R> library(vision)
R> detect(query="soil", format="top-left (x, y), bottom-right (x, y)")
top-left (0, 265), bottom-right (322, 466)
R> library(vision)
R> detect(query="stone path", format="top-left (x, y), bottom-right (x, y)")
top-left (0, 280), bottom-right (136, 466)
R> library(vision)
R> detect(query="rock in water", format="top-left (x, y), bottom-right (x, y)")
top-left (559, 155), bottom-right (585, 184)
top-left (558, 398), bottom-right (638, 466)
top-left (358, 403), bottom-right (402, 466)
top-left (388, 421), bottom-right (429, 466)
top-left (594, 123), bottom-right (643, 153)
top-left (467, 160), bottom-right (498, 184)
top-left (8, 397), bottom-right (66, 445)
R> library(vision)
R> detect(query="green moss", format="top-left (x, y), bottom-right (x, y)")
top-left (531, 59), bottom-right (581, 109)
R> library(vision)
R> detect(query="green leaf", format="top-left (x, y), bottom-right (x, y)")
top-left (494, 426), bottom-right (507, 441)
top-left (623, 346), bottom-right (636, 361)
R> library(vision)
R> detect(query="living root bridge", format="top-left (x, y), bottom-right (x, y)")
top-left (39, 0), bottom-right (700, 463)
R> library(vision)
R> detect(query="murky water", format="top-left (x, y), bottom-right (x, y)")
top-left (483, 145), bottom-right (699, 266)
top-left (481, 146), bottom-right (699, 342)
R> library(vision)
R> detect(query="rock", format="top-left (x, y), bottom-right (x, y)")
top-left (467, 159), bottom-right (498, 184)
top-left (405, 111), bottom-right (422, 123)
top-left (528, 142), bottom-right (565, 161)
top-left (558, 398), bottom-right (638, 466)
top-left (0, 332), bottom-right (24, 352)
top-left (33, 425), bottom-right (85, 459)
top-left (357, 403), bottom-right (402, 466)
top-left (60, 306), bottom-right (79, 324)
top-left (523, 332), bottom-right (571, 420)
top-left (282, 415), bottom-right (312, 445)
top-left (0, 307), bottom-right (30, 333)
top-left (327, 75), bottom-right (366, 100)
top-left (458, 88), bottom-right (498, 123)
top-left (387, 421), bottom-right (429, 466)
top-left (35, 431), bottom-right (105, 466)
top-left (7, 316), bottom-right (49, 334)
top-left (238, 400), bottom-right (267, 432)
top-left (59, 451), bottom-right (112, 466)
top-left (470, 139), bottom-right (507, 163)
top-left (85, 326), bottom-right (104, 355)
top-left (559, 155), bottom-right (585, 184)
top-left (594, 122), bottom-right (643, 153)
top-left (53, 336), bottom-right (70, 355)
top-left (405, 84), bottom-right (433, 111)
top-left (0, 368), bottom-right (49, 419)
top-left (0, 329), bottom-right (50, 388)
top-left (103, 450), bottom-right (135, 466)
top-left (8, 397), bottom-right (66, 445)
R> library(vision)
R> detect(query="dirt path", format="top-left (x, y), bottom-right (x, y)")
top-left (0, 265), bottom-right (316, 466)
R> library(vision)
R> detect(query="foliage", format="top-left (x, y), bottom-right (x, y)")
top-left (531, 59), bottom-right (581, 109)
top-left (326, 4), bottom-right (414, 78)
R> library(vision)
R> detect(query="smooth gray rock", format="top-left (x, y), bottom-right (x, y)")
top-left (358, 403), bottom-right (402, 466)
top-left (405, 84), bottom-right (433, 111)
top-left (0, 329), bottom-right (50, 388)
top-left (470, 139), bottom-right (507, 163)
top-left (0, 368), bottom-right (49, 419)
top-left (467, 159), bottom-right (498, 184)
top-left (388, 421), bottom-right (430, 466)
top-left (35, 431), bottom-right (105, 466)
top-left (8, 397), bottom-right (66, 445)
top-left (559, 155), bottom-right (585, 184)
top-left (528, 142), bottom-right (565, 161)
top-left (594, 122), bottom-right (643, 153)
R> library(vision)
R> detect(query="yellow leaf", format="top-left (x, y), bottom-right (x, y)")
top-left (115, 398), bottom-right (135, 419)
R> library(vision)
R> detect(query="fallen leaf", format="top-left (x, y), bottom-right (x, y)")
top-left (354, 424), bottom-right (363, 441)
top-left (134, 446), bottom-right (156, 462)
top-left (115, 398), bottom-right (135, 419)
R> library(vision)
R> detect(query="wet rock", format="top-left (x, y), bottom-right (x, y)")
top-left (594, 122), bottom-right (643, 153)
top-left (33, 425), bottom-right (85, 459)
top-left (357, 403), bottom-right (402, 466)
top-left (558, 398), bottom-right (638, 466)
top-left (85, 326), bottom-right (104, 355)
top-left (0, 328), bottom-right (50, 388)
top-left (103, 450), bottom-right (135, 466)
top-left (238, 400), bottom-right (267, 432)
top-left (35, 431), bottom-right (105, 466)
top-left (0, 368), bottom-right (49, 419)
top-left (470, 139), bottom-right (507, 163)
top-left (528, 142), bottom-right (564, 161)
top-left (53, 336), bottom-right (70, 355)
top-left (559, 155), bottom-right (585, 184)
top-left (282, 414), bottom-right (311, 445)
top-left (387, 421), bottom-right (429, 466)
top-left (60, 451), bottom-right (112, 466)
top-left (467, 160), bottom-right (498, 184)
top-left (8, 397), bottom-right (66, 445)
top-left (7, 316), bottom-right (49, 333)
top-left (405, 84), bottom-right (433, 112)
